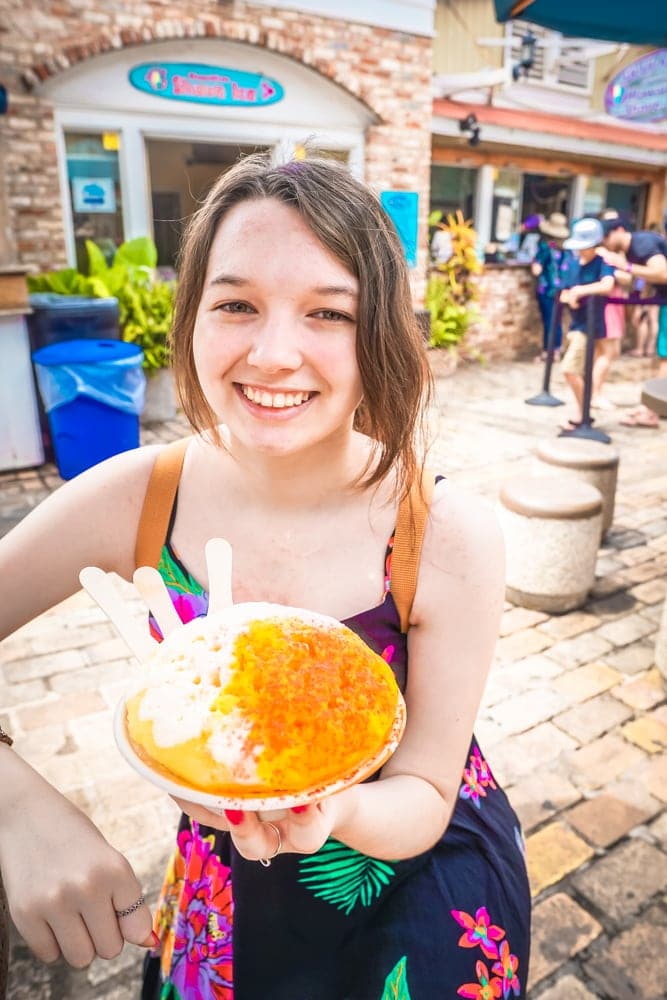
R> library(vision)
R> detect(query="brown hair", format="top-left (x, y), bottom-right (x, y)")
top-left (171, 152), bottom-right (433, 497)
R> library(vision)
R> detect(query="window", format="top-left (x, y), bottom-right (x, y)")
top-left (491, 168), bottom-right (522, 248)
top-left (430, 165), bottom-right (476, 221)
top-left (506, 20), bottom-right (592, 93)
top-left (65, 132), bottom-right (124, 271)
top-left (581, 177), bottom-right (647, 227)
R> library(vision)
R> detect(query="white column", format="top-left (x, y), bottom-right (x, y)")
top-left (119, 126), bottom-right (151, 241)
top-left (570, 174), bottom-right (587, 223)
top-left (474, 163), bottom-right (495, 252)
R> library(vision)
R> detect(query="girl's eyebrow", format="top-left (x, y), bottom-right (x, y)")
top-left (208, 274), bottom-right (357, 298)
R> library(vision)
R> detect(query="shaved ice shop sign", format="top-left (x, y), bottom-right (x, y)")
top-left (605, 49), bottom-right (667, 123)
top-left (129, 63), bottom-right (284, 107)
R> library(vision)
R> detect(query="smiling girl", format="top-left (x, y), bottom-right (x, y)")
top-left (0, 154), bottom-right (530, 999)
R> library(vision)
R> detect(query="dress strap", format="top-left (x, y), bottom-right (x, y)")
top-left (134, 436), bottom-right (191, 570)
top-left (391, 469), bottom-right (436, 634)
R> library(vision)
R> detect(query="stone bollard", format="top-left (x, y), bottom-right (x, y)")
top-left (499, 477), bottom-right (603, 613)
top-left (535, 438), bottom-right (619, 538)
top-left (656, 598), bottom-right (667, 681)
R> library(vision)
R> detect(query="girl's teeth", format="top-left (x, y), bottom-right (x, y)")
top-left (242, 386), bottom-right (308, 408)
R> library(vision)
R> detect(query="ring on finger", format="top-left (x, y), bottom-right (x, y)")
top-left (259, 822), bottom-right (282, 867)
top-left (115, 894), bottom-right (145, 918)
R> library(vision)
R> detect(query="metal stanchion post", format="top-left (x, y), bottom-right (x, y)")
top-left (559, 295), bottom-right (611, 443)
top-left (525, 298), bottom-right (564, 407)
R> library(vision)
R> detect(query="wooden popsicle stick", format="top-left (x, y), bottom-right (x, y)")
top-left (133, 566), bottom-right (182, 638)
top-left (79, 567), bottom-right (155, 663)
top-left (206, 538), bottom-right (234, 614)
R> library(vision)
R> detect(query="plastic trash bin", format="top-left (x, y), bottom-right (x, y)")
top-left (27, 295), bottom-right (121, 462)
top-left (32, 339), bottom-right (145, 480)
top-left (27, 294), bottom-right (120, 351)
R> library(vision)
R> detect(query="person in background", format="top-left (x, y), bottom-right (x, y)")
top-left (559, 217), bottom-right (615, 427)
top-left (517, 213), bottom-right (542, 264)
top-left (531, 212), bottom-right (572, 362)
top-left (600, 218), bottom-right (667, 427)
top-left (589, 210), bottom-right (632, 411)
top-left (629, 283), bottom-right (658, 358)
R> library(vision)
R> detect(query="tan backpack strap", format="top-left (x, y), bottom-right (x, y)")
top-left (134, 437), bottom-right (191, 570)
top-left (391, 468), bottom-right (436, 633)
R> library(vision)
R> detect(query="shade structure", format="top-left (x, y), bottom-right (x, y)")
top-left (493, 1), bottom-right (667, 46)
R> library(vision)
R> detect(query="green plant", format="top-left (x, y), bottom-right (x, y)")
top-left (27, 237), bottom-right (175, 373)
top-left (426, 210), bottom-right (482, 351)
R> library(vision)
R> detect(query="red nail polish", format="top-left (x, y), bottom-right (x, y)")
top-left (291, 805), bottom-right (308, 814)
top-left (150, 931), bottom-right (160, 949)
top-left (224, 809), bottom-right (245, 825)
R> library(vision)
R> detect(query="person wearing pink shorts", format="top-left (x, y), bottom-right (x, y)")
top-left (591, 284), bottom-right (628, 410)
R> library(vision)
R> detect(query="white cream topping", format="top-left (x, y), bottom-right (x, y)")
top-left (134, 602), bottom-right (343, 756)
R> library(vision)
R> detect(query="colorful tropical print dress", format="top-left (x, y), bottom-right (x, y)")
top-left (142, 521), bottom-right (531, 1000)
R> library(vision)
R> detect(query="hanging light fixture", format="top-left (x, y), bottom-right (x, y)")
top-left (512, 30), bottom-right (537, 81)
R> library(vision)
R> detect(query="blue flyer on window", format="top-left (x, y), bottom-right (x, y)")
top-left (380, 191), bottom-right (419, 268)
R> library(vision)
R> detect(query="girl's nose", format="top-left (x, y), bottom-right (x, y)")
top-left (246, 319), bottom-right (302, 373)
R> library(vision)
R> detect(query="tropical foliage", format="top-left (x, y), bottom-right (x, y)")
top-left (381, 956), bottom-right (413, 999)
top-left (298, 839), bottom-right (396, 916)
top-left (426, 209), bottom-right (482, 352)
top-left (27, 237), bottom-right (175, 373)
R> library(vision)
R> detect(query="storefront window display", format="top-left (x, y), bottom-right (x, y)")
top-left (65, 132), bottom-right (124, 271)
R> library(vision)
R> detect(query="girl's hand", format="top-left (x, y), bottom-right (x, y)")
top-left (0, 761), bottom-right (155, 968)
top-left (173, 796), bottom-right (339, 859)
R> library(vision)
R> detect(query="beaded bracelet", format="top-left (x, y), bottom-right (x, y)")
top-left (0, 724), bottom-right (13, 747)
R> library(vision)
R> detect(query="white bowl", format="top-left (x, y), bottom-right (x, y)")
top-left (113, 693), bottom-right (406, 819)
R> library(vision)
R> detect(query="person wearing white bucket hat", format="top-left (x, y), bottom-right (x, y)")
top-left (558, 218), bottom-right (615, 427)
top-left (531, 213), bottom-right (573, 361)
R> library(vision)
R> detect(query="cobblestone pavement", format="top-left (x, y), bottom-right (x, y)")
top-left (1, 355), bottom-right (666, 999)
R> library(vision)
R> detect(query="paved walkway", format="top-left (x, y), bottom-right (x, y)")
top-left (1, 355), bottom-right (666, 999)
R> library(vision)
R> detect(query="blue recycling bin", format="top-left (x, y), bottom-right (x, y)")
top-left (32, 339), bottom-right (145, 480)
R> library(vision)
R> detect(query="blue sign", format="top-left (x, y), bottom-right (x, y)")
top-left (605, 49), bottom-right (667, 123)
top-left (381, 191), bottom-right (419, 268)
top-left (129, 63), bottom-right (284, 107)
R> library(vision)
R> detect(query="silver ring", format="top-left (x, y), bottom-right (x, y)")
top-left (114, 894), bottom-right (145, 918)
top-left (259, 822), bottom-right (282, 867)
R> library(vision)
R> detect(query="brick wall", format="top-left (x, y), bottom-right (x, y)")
top-left (0, 2), bottom-right (432, 296)
top-left (466, 264), bottom-right (542, 360)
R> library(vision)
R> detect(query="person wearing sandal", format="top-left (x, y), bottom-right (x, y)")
top-left (600, 219), bottom-right (667, 429)
top-left (559, 218), bottom-right (615, 427)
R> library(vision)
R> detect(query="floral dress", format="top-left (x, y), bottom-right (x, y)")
top-left (142, 525), bottom-right (531, 1000)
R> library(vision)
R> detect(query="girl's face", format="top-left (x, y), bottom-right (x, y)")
top-left (193, 198), bottom-right (363, 460)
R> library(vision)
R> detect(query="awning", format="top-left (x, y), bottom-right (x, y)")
top-left (493, 1), bottom-right (667, 46)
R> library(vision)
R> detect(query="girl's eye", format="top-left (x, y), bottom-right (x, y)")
top-left (312, 309), bottom-right (354, 323)
top-left (216, 301), bottom-right (254, 314)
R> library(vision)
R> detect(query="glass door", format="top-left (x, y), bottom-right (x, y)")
top-left (64, 131), bottom-right (124, 270)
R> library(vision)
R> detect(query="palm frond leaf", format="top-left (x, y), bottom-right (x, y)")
top-left (299, 839), bottom-right (396, 916)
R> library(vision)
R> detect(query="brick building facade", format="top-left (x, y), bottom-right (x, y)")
top-left (0, 1), bottom-right (433, 291)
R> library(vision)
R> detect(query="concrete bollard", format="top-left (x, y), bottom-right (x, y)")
top-left (499, 476), bottom-right (603, 614)
top-left (535, 438), bottom-right (619, 538)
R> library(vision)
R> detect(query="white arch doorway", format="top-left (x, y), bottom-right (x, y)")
top-left (38, 38), bottom-right (377, 267)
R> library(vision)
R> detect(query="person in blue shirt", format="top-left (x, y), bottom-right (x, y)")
top-left (559, 217), bottom-right (615, 427)
top-left (531, 213), bottom-right (573, 360)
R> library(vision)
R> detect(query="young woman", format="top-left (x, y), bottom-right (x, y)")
top-left (0, 155), bottom-right (530, 999)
